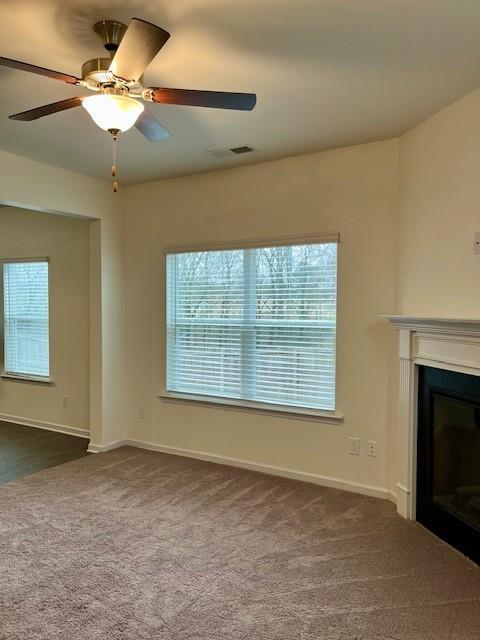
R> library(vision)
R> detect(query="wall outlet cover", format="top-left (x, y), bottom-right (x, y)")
top-left (474, 232), bottom-right (480, 255)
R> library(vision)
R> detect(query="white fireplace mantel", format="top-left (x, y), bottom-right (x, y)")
top-left (385, 316), bottom-right (480, 520)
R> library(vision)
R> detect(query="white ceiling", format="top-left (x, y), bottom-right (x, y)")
top-left (0, 0), bottom-right (480, 185)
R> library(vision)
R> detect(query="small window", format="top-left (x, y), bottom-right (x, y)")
top-left (166, 241), bottom-right (337, 412)
top-left (2, 260), bottom-right (50, 379)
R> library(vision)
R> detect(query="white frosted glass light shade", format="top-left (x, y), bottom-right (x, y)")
top-left (82, 94), bottom-right (144, 132)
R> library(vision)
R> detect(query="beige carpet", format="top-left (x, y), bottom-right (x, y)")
top-left (0, 447), bottom-right (479, 639)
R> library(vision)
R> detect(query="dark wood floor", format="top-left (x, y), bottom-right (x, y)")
top-left (0, 420), bottom-right (89, 484)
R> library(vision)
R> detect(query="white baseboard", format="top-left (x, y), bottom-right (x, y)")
top-left (0, 413), bottom-right (396, 504)
top-left (87, 439), bottom-right (125, 453)
top-left (0, 412), bottom-right (89, 440)
top-left (91, 437), bottom-right (391, 501)
top-left (387, 489), bottom-right (397, 503)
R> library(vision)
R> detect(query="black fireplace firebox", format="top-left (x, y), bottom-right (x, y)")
top-left (417, 366), bottom-right (480, 564)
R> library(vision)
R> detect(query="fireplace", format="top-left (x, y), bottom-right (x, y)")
top-left (385, 316), bottom-right (480, 562)
top-left (417, 366), bottom-right (480, 563)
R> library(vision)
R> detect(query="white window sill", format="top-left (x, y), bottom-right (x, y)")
top-left (1, 372), bottom-right (53, 385)
top-left (159, 391), bottom-right (343, 423)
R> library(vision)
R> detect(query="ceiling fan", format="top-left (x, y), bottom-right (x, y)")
top-left (0, 18), bottom-right (257, 190)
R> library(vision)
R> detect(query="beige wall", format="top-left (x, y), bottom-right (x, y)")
top-left (2, 86), bottom-right (478, 497)
top-left (397, 88), bottom-right (480, 317)
top-left (0, 150), bottom-right (128, 447)
top-left (387, 88), bottom-right (480, 499)
top-left (124, 139), bottom-right (399, 495)
top-left (0, 207), bottom-right (90, 431)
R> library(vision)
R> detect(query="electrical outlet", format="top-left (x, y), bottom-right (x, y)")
top-left (474, 232), bottom-right (480, 255)
top-left (348, 437), bottom-right (360, 456)
top-left (62, 395), bottom-right (68, 408)
top-left (138, 405), bottom-right (145, 419)
top-left (368, 440), bottom-right (377, 457)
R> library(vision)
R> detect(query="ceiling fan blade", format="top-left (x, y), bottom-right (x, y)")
top-left (145, 88), bottom-right (257, 111)
top-left (135, 109), bottom-right (171, 142)
top-left (9, 97), bottom-right (84, 121)
top-left (109, 18), bottom-right (170, 83)
top-left (0, 56), bottom-right (80, 85)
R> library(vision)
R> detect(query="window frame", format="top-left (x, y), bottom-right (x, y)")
top-left (160, 234), bottom-right (343, 422)
top-left (0, 257), bottom-right (53, 384)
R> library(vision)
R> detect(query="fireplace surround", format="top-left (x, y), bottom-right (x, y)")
top-left (387, 316), bottom-right (480, 562)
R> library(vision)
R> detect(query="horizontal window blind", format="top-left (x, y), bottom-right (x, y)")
top-left (3, 261), bottom-right (50, 378)
top-left (166, 242), bottom-right (337, 411)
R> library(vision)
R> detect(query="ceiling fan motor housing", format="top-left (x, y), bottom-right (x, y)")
top-left (80, 20), bottom-right (138, 91)
top-left (93, 20), bottom-right (127, 52)
top-left (81, 57), bottom-right (144, 94)
top-left (81, 58), bottom-right (115, 87)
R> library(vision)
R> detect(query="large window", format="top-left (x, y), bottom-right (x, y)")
top-left (2, 260), bottom-right (50, 379)
top-left (166, 241), bottom-right (338, 412)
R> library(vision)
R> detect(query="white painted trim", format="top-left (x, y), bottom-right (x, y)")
top-left (387, 489), bottom-right (397, 503)
top-left (87, 439), bottom-right (124, 453)
top-left (1, 373), bottom-right (54, 384)
top-left (385, 315), bottom-right (480, 521)
top-left (92, 437), bottom-right (390, 500)
top-left (0, 412), bottom-right (89, 439)
top-left (396, 482), bottom-right (410, 495)
top-left (0, 257), bottom-right (50, 264)
top-left (160, 391), bottom-right (344, 423)
top-left (383, 315), bottom-right (480, 336)
top-left (163, 232), bottom-right (340, 255)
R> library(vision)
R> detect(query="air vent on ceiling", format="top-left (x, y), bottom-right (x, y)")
top-left (207, 145), bottom-right (258, 158)
top-left (230, 145), bottom-right (255, 154)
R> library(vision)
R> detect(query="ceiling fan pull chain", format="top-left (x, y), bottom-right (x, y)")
top-left (110, 129), bottom-right (119, 192)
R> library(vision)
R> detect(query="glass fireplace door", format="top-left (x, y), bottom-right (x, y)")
top-left (417, 366), bottom-right (480, 564)
top-left (431, 393), bottom-right (480, 530)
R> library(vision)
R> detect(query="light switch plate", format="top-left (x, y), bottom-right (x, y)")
top-left (348, 437), bottom-right (360, 456)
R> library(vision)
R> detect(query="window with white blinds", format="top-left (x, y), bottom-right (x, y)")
top-left (2, 260), bottom-right (50, 378)
top-left (166, 241), bottom-right (337, 411)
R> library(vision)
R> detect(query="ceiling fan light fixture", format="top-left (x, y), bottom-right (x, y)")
top-left (82, 93), bottom-right (144, 132)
